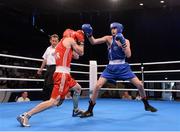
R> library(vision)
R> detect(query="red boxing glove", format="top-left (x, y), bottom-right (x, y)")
top-left (73, 30), bottom-right (84, 44)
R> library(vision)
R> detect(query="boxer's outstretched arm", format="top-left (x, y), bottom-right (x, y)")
top-left (88, 36), bottom-right (108, 45)
top-left (82, 24), bottom-right (108, 45)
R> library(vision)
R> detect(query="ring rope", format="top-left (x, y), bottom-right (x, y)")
top-left (97, 60), bottom-right (180, 67)
top-left (0, 77), bottom-right (89, 82)
top-left (76, 80), bottom-right (89, 82)
top-left (1, 77), bottom-right (179, 83)
top-left (98, 69), bottom-right (180, 75)
top-left (100, 88), bottom-right (180, 92)
top-left (0, 64), bottom-right (89, 74)
top-left (98, 71), bottom-right (141, 74)
top-left (0, 88), bottom-right (90, 92)
top-left (143, 70), bottom-right (180, 73)
top-left (0, 53), bottom-right (43, 62)
top-left (70, 63), bottom-right (89, 67)
top-left (0, 64), bottom-right (42, 71)
top-left (116, 80), bottom-right (180, 83)
top-left (143, 60), bottom-right (180, 65)
top-left (1, 88), bottom-right (179, 92)
top-left (71, 71), bottom-right (89, 74)
top-left (0, 89), bottom-right (43, 92)
top-left (0, 54), bottom-right (89, 67)
top-left (0, 78), bottom-right (44, 81)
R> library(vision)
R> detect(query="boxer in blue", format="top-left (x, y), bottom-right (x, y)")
top-left (80, 22), bottom-right (157, 118)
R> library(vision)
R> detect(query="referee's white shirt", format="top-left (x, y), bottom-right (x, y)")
top-left (42, 46), bottom-right (56, 65)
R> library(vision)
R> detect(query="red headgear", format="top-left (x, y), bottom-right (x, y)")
top-left (63, 29), bottom-right (75, 38)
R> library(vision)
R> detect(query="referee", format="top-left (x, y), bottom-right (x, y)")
top-left (37, 34), bottom-right (59, 101)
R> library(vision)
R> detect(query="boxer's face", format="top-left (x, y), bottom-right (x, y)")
top-left (111, 28), bottom-right (118, 36)
top-left (50, 37), bottom-right (59, 47)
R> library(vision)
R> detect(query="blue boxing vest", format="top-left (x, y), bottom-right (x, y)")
top-left (108, 37), bottom-right (125, 60)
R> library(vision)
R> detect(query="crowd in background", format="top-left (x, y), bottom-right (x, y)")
top-left (0, 50), bottom-right (43, 102)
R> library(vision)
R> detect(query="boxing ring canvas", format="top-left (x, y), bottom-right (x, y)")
top-left (0, 98), bottom-right (180, 131)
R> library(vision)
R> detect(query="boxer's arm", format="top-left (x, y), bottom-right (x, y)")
top-left (72, 51), bottom-right (80, 60)
top-left (88, 36), bottom-right (108, 45)
top-left (123, 39), bottom-right (131, 58)
top-left (71, 39), bottom-right (84, 56)
top-left (82, 24), bottom-right (108, 45)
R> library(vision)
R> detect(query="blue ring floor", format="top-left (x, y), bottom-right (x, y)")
top-left (0, 98), bottom-right (180, 131)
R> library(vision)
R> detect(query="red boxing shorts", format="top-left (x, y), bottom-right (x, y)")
top-left (51, 72), bottom-right (77, 99)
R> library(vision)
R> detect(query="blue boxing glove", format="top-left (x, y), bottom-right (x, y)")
top-left (81, 24), bottom-right (93, 37)
top-left (115, 33), bottom-right (127, 48)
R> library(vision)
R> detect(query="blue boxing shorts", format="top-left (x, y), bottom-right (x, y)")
top-left (101, 63), bottom-right (136, 84)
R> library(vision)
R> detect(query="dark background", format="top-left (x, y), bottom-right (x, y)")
top-left (0, 0), bottom-right (180, 64)
top-left (1, 0), bottom-right (180, 101)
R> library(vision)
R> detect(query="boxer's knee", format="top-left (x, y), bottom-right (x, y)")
top-left (45, 99), bottom-right (57, 107)
top-left (76, 84), bottom-right (81, 94)
top-left (54, 98), bottom-right (64, 106)
top-left (96, 82), bottom-right (103, 89)
top-left (72, 83), bottom-right (81, 95)
top-left (137, 82), bottom-right (144, 90)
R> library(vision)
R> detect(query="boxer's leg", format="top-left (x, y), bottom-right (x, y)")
top-left (130, 77), bottom-right (157, 112)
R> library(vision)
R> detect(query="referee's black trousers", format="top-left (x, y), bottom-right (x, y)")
top-left (42, 65), bottom-right (56, 101)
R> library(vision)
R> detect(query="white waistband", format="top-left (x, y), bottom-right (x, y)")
top-left (109, 59), bottom-right (125, 65)
top-left (55, 66), bottom-right (70, 73)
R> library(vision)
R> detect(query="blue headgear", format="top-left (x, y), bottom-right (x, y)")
top-left (110, 22), bottom-right (123, 33)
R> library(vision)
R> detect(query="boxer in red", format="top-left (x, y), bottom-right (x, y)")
top-left (17, 29), bottom-right (85, 127)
